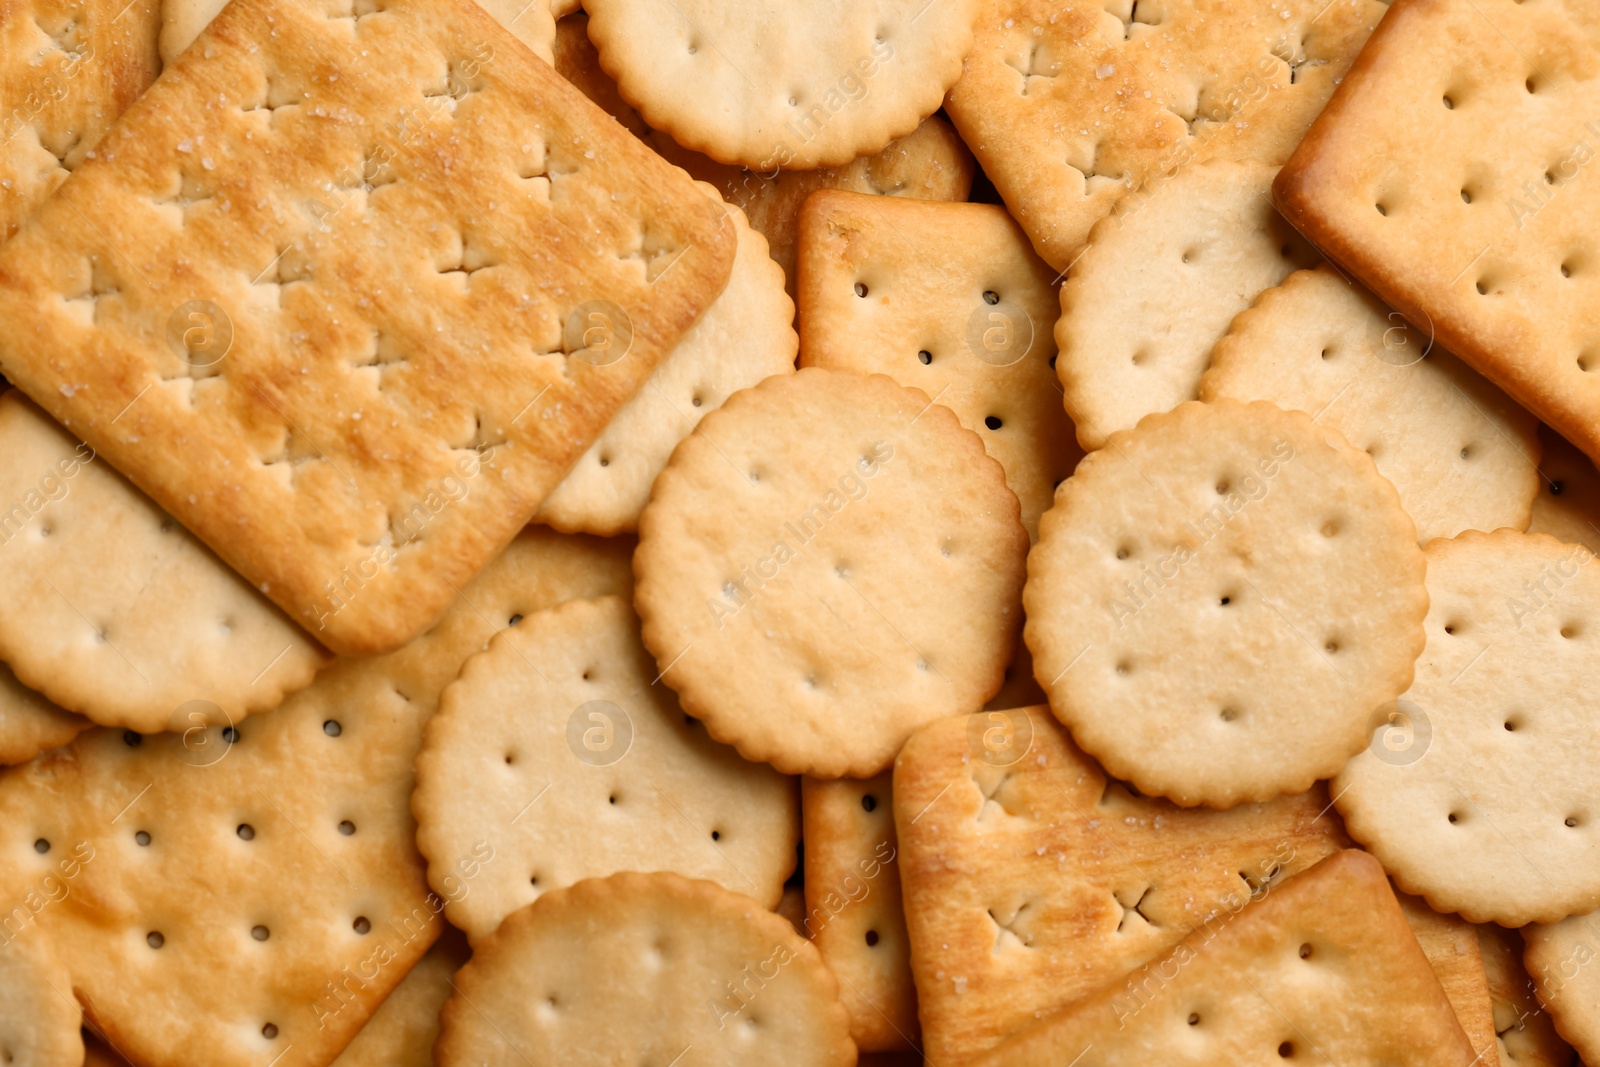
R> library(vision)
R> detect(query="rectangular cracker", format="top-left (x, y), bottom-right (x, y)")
top-left (1397, 890), bottom-right (1499, 1064)
top-left (943, 0), bottom-right (1390, 272)
top-left (0, 525), bottom-right (631, 1067)
top-left (0, 0), bottom-right (733, 656)
top-left (967, 851), bottom-right (1478, 1066)
top-left (1, 0), bottom-right (161, 245)
top-left (892, 707), bottom-right (1350, 1065)
top-left (1274, 0), bottom-right (1600, 468)
top-left (795, 190), bottom-right (1079, 539)
top-left (800, 772), bottom-right (918, 1053)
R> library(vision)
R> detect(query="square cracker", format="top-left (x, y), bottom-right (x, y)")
top-left (0, 391), bottom-right (329, 732)
top-left (892, 707), bottom-right (1349, 1065)
top-left (943, 0), bottom-right (1390, 273)
top-left (1, 0), bottom-right (161, 246)
top-left (801, 772), bottom-right (918, 1053)
top-left (1396, 890), bottom-right (1499, 1064)
top-left (1528, 424), bottom-right (1600, 553)
top-left (0, 526), bottom-right (630, 1067)
top-left (0, 0), bottom-right (733, 657)
top-left (966, 851), bottom-right (1478, 1066)
top-left (1274, 0), bottom-right (1600, 468)
top-left (796, 190), bottom-right (1080, 540)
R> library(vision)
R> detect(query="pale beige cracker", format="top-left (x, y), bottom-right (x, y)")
top-left (551, 11), bottom-right (975, 295)
top-left (893, 708), bottom-right (1350, 1065)
top-left (1529, 424), bottom-right (1600, 554)
top-left (536, 189), bottom-right (796, 535)
top-left (328, 927), bottom-right (470, 1067)
top-left (0, 660), bottom-right (87, 766)
top-left (635, 367), bottom-right (1028, 778)
top-left (582, 0), bottom-right (979, 170)
top-left (967, 850), bottom-right (1477, 1067)
top-left (1336, 529), bottom-right (1600, 924)
top-left (1522, 914), bottom-right (1600, 1064)
top-left (0, 526), bottom-right (630, 1067)
top-left (435, 871), bottom-right (856, 1066)
top-left (800, 771), bottom-right (916, 1053)
top-left (0, 391), bottom-right (328, 731)
top-left (797, 190), bottom-right (1080, 540)
top-left (161, 0), bottom-right (558, 65)
top-left (1057, 159), bottom-right (1319, 450)
top-left (1203, 265), bottom-right (1541, 542)
top-left (1025, 398), bottom-right (1428, 807)
top-left (944, 0), bottom-right (1390, 274)
top-left (1398, 891), bottom-right (1500, 1065)
top-left (1481, 923), bottom-right (1576, 1067)
top-left (415, 594), bottom-right (799, 943)
top-left (0, 0), bottom-right (734, 658)
top-left (1, 0), bottom-right (160, 247)
top-left (0, 935), bottom-right (83, 1067)
top-left (1275, 0), bottom-right (1600, 471)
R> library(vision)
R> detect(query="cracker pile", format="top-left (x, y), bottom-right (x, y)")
top-left (4, 0), bottom-right (1599, 1064)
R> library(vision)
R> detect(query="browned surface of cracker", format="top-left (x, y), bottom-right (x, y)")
top-left (893, 708), bottom-right (1349, 1065)
top-left (1398, 891), bottom-right (1500, 1065)
top-left (1480, 924), bottom-right (1577, 1067)
top-left (1275, 0), bottom-right (1600, 470)
top-left (0, 0), bottom-right (732, 657)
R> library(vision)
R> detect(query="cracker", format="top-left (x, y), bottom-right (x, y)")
top-left (1335, 529), bottom-right (1600, 925)
top-left (943, 0), bottom-right (1390, 273)
top-left (965, 850), bottom-right (1477, 1066)
top-left (1274, 0), bottom-right (1600, 470)
top-left (434, 871), bottom-right (856, 1065)
top-left (1024, 398), bottom-right (1428, 807)
top-left (1396, 891), bottom-right (1499, 1064)
top-left (892, 708), bottom-right (1350, 1064)
top-left (0, 935), bottom-right (83, 1067)
top-left (777, 883), bottom-right (808, 937)
top-left (160, 0), bottom-right (558, 66)
top-left (1482, 923), bottom-right (1576, 1067)
top-left (1056, 159), bottom-right (1319, 450)
top-left (551, 11), bottom-right (975, 294)
top-left (1203, 265), bottom-right (1542, 542)
top-left (797, 190), bottom-right (1080, 540)
top-left (536, 190), bottom-right (797, 535)
top-left (1529, 424), bottom-right (1600, 554)
top-left (582, 0), bottom-right (979, 170)
top-left (0, 526), bottom-right (630, 1067)
top-left (0, 661), bottom-right (88, 767)
top-left (328, 926), bottom-right (469, 1067)
top-left (800, 771), bottom-right (916, 1053)
top-left (0, 0), bottom-right (735, 657)
top-left (415, 594), bottom-right (799, 943)
top-left (0, 0), bottom-right (160, 246)
top-left (0, 391), bottom-right (328, 732)
top-left (634, 367), bottom-right (1029, 778)
top-left (984, 627), bottom-right (1047, 711)
top-left (1522, 914), bottom-right (1600, 1064)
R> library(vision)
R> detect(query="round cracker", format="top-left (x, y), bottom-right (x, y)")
top-left (634, 368), bottom-right (1028, 777)
top-left (1055, 159), bottom-right (1319, 450)
top-left (536, 191), bottom-right (796, 535)
top-left (582, 0), bottom-right (979, 169)
top-left (1336, 529), bottom-right (1600, 925)
top-left (0, 936), bottom-right (84, 1067)
top-left (1025, 398), bottom-right (1428, 808)
top-left (1202, 266), bottom-right (1540, 542)
top-left (434, 871), bottom-right (855, 1066)
top-left (414, 595), bottom-right (798, 942)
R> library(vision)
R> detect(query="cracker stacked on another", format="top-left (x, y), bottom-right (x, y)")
top-left (6, 0), bottom-right (1600, 1063)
